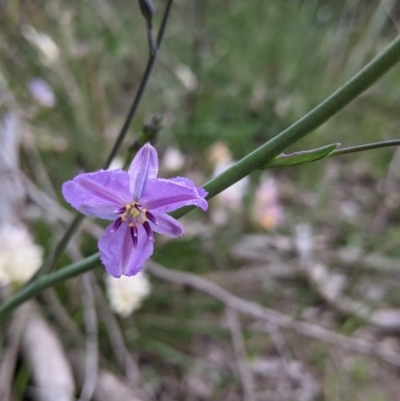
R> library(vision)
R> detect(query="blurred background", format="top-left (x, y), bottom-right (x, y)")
top-left (1, 0), bottom-right (400, 400)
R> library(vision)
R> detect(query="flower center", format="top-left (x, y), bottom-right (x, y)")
top-left (111, 202), bottom-right (158, 249)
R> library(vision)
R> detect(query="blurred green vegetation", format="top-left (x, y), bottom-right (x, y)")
top-left (2, 0), bottom-right (400, 400)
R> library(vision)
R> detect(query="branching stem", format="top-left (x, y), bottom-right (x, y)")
top-left (2, 35), bottom-right (400, 317)
top-left (32, 0), bottom-right (175, 279)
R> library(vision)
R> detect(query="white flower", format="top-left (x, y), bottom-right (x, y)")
top-left (106, 272), bottom-right (151, 317)
top-left (0, 225), bottom-right (43, 287)
top-left (22, 25), bottom-right (60, 66)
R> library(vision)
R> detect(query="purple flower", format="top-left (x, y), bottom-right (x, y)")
top-left (28, 78), bottom-right (56, 108)
top-left (62, 143), bottom-right (207, 277)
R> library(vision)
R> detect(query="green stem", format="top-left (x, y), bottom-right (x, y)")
top-left (172, 34), bottom-right (400, 219)
top-left (330, 139), bottom-right (400, 157)
top-left (2, 35), bottom-right (400, 317)
top-left (32, 214), bottom-right (85, 280)
top-left (103, 0), bottom-right (174, 169)
top-left (32, 0), bottom-right (175, 279)
top-left (0, 253), bottom-right (100, 319)
top-left (263, 139), bottom-right (400, 169)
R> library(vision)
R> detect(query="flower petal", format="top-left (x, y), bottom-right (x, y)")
top-left (128, 142), bottom-right (158, 200)
top-left (169, 177), bottom-right (208, 199)
top-left (141, 178), bottom-right (208, 214)
top-left (99, 223), bottom-right (154, 277)
top-left (150, 213), bottom-right (184, 238)
top-left (62, 170), bottom-right (131, 220)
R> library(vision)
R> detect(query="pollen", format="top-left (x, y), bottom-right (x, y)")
top-left (112, 201), bottom-right (158, 245)
top-left (129, 208), bottom-right (141, 218)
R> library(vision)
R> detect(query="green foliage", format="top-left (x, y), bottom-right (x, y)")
top-left (263, 143), bottom-right (340, 168)
top-left (2, 1), bottom-right (400, 399)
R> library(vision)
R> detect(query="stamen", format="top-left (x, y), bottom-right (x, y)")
top-left (129, 224), bottom-right (138, 248)
top-left (134, 203), bottom-right (142, 211)
top-left (111, 217), bottom-right (123, 233)
top-left (145, 211), bottom-right (158, 225)
top-left (114, 206), bottom-right (126, 215)
top-left (143, 221), bottom-right (154, 241)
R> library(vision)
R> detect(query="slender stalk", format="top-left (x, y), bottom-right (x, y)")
top-left (172, 34), bottom-right (400, 219)
top-left (0, 254), bottom-right (100, 319)
top-left (32, 0), bottom-right (175, 279)
top-left (33, 214), bottom-right (86, 280)
top-left (263, 139), bottom-right (400, 168)
top-left (198, 35), bottom-right (400, 197)
top-left (2, 35), bottom-right (400, 317)
top-left (103, 0), bottom-right (174, 169)
top-left (329, 139), bottom-right (400, 157)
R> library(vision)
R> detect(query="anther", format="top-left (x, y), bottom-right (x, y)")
top-left (134, 203), bottom-right (143, 211)
top-left (143, 221), bottom-right (154, 241)
top-left (129, 224), bottom-right (138, 249)
top-left (111, 217), bottom-right (123, 233)
top-left (145, 211), bottom-right (158, 225)
top-left (114, 206), bottom-right (126, 215)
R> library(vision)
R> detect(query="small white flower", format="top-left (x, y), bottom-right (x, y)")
top-left (106, 272), bottom-right (151, 317)
top-left (22, 25), bottom-right (60, 66)
top-left (0, 224), bottom-right (43, 287)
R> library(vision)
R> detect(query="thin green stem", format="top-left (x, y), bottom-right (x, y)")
top-left (0, 253), bottom-right (100, 319)
top-left (103, 0), bottom-right (174, 169)
top-left (329, 139), bottom-right (400, 157)
top-left (2, 35), bottom-right (400, 317)
top-left (33, 214), bottom-right (86, 280)
top-left (172, 34), bottom-right (400, 219)
top-left (2, 142), bottom-right (398, 319)
top-left (32, 0), bottom-right (175, 279)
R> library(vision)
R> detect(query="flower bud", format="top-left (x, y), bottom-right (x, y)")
top-left (139, 0), bottom-right (155, 25)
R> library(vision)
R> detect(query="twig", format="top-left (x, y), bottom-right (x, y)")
top-left (68, 351), bottom-right (144, 401)
top-left (263, 324), bottom-right (300, 384)
top-left (42, 288), bottom-right (84, 345)
top-left (146, 261), bottom-right (400, 366)
top-left (225, 308), bottom-right (256, 401)
top-left (24, 143), bottom-right (58, 199)
top-left (79, 273), bottom-right (99, 401)
top-left (0, 253), bottom-right (100, 318)
top-left (40, 204), bottom-right (143, 395)
top-left (21, 308), bottom-right (76, 401)
top-left (36, 212), bottom-right (99, 401)
top-left (0, 303), bottom-right (31, 401)
top-left (325, 248), bottom-right (400, 275)
top-left (91, 278), bottom-right (144, 392)
top-left (103, 0), bottom-right (174, 169)
top-left (4, 33), bottom-right (400, 316)
top-left (172, 34), bottom-right (400, 219)
top-left (303, 262), bottom-right (400, 331)
top-left (295, 224), bottom-right (400, 332)
top-left (329, 139), bottom-right (400, 158)
top-left (32, 0), bottom-right (175, 278)
top-left (0, 112), bottom-right (24, 225)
